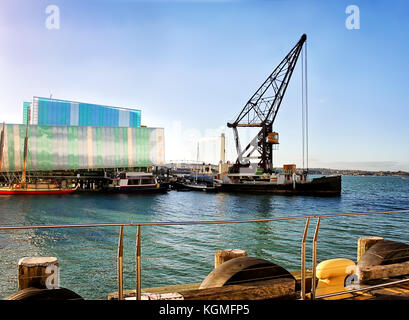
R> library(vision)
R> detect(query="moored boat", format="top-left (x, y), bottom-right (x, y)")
top-left (104, 172), bottom-right (168, 193)
top-left (171, 180), bottom-right (219, 192)
top-left (219, 168), bottom-right (341, 196)
top-left (0, 183), bottom-right (79, 195)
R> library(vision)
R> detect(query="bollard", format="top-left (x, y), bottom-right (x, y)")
top-left (18, 257), bottom-right (59, 290)
top-left (315, 258), bottom-right (356, 300)
top-left (214, 249), bottom-right (247, 268)
top-left (357, 236), bottom-right (384, 262)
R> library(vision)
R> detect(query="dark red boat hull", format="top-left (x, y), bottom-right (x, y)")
top-left (0, 189), bottom-right (77, 195)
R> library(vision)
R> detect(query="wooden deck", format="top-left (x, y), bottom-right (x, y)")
top-left (108, 273), bottom-right (409, 300)
top-left (341, 278), bottom-right (409, 300)
top-left (108, 270), bottom-right (313, 300)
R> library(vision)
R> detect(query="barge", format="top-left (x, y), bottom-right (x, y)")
top-left (218, 164), bottom-right (341, 196)
top-left (219, 174), bottom-right (341, 196)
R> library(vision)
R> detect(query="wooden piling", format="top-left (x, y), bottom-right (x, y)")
top-left (357, 236), bottom-right (384, 262)
top-left (214, 249), bottom-right (247, 268)
top-left (18, 257), bottom-right (59, 290)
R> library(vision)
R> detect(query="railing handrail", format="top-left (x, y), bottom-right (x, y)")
top-left (315, 277), bottom-right (409, 300)
top-left (1, 208), bottom-right (409, 300)
top-left (1, 209), bottom-right (408, 230)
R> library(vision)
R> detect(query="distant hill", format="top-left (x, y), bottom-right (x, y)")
top-left (306, 168), bottom-right (409, 177)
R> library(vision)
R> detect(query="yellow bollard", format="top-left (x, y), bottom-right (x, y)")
top-left (315, 258), bottom-right (356, 300)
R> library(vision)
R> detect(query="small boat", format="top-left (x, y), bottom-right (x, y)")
top-left (171, 145), bottom-right (219, 192)
top-left (170, 180), bottom-right (220, 192)
top-left (0, 123), bottom-right (78, 195)
top-left (104, 172), bottom-right (168, 193)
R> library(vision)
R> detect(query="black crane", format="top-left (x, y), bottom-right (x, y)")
top-left (227, 34), bottom-right (307, 174)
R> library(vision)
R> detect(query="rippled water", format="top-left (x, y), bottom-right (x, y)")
top-left (0, 176), bottom-right (408, 299)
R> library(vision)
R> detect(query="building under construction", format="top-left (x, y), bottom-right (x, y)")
top-left (0, 97), bottom-right (165, 191)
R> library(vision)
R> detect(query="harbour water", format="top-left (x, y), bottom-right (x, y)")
top-left (0, 176), bottom-right (408, 299)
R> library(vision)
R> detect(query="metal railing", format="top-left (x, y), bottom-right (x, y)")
top-left (307, 211), bottom-right (409, 300)
top-left (1, 209), bottom-right (409, 300)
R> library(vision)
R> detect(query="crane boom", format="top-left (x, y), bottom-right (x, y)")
top-left (227, 34), bottom-right (306, 174)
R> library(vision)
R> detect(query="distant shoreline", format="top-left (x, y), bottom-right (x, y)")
top-left (166, 162), bottom-right (409, 177)
top-left (308, 168), bottom-right (409, 177)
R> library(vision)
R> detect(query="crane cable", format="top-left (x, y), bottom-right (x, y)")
top-left (301, 41), bottom-right (309, 172)
top-left (305, 40), bottom-right (309, 171)
top-left (301, 45), bottom-right (305, 170)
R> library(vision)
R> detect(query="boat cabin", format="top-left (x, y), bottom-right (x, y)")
top-left (111, 172), bottom-right (158, 187)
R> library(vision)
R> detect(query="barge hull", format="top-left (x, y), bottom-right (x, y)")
top-left (219, 175), bottom-right (341, 196)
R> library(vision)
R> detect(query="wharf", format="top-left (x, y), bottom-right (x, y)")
top-left (108, 270), bottom-right (313, 300)
top-left (107, 272), bottom-right (409, 301)
top-left (343, 278), bottom-right (409, 300)
top-left (3, 210), bottom-right (409, 301)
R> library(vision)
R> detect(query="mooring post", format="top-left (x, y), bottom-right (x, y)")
top-left (214, 249), bottom-right (248, 268)
top-left (301, 217), bottom-right (310, 300)
top-left (18, 257), bottom-right (59, 290)
top-left (357, 236), bottom-right (384, 262)
top-left (117, 225), bottom-right (124, 300)
top-left (136, 225), bottom-right (142, 300)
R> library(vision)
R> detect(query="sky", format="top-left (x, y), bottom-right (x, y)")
top-left (1, 0), bottom-right (409, 171)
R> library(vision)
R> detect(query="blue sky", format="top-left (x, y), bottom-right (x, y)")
top-left (1, 0), bottom-right (409, 170)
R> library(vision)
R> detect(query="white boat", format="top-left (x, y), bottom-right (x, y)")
top-left (105, 172), bottom-right (168, 193)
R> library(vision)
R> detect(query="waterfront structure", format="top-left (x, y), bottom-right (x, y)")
top-left (29, 97), bottom-right (141, 127)
top-left (0, 124), bottom-right (164, 172)
top-left (23, 102), bottom-right (31, 125)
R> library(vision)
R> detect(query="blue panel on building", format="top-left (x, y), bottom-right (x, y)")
top-left (33, 97), bottom-right (141, 128)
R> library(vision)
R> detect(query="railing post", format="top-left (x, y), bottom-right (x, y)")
top-left (311, 217), bottom-right (321, 300)
top-left (301, 217), bottom-right (310, 300)
top-left (136, 225), bottom-right (142, 300)
top-left (117, 225), bottom-right (124, 300)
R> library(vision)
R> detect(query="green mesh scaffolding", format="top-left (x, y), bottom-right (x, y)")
top-left (0, 124), bottom-right (164, 172)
